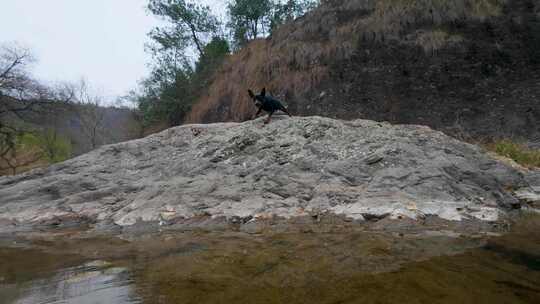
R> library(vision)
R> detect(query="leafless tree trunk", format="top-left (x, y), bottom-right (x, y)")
top-left (72, 79), bottom-right (108, 150)
top-left (0, 43), bottom-right (71, 175)
top-left (0, 43), bottom-right (38, 175)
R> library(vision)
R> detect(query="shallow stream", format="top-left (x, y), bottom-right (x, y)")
top-left (1, 215), bottom-right (539, 304)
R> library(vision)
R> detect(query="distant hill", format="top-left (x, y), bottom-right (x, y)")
top-left (0, 98), bottom-right (142, 175)
top-left (46, 104), bottom-right (142, 156)
top-left (2, 99), bottom-right (142, 155)
top-left (187, 0), bottom-right (540, 144)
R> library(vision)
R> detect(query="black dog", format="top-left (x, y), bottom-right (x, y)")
top-left (248, 88), bottom-right (291, 124)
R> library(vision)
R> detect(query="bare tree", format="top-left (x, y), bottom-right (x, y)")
top-left (35, 83), bottom-right (77, 162)
top-left (0, 43), bottom-right (38, 174)
top-left (0, 44), bottom-right (71, 174)
top-left (115, 94), bottom-right (146, 138)
top-left (0, 43), bottom-right (139, 175)
top-left (73, 79), bottom-right (108, 150)
top-left (0, 44), bottom-right (33, 91)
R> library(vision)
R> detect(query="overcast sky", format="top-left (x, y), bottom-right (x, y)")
top-left (0, 0), bottom-right (226, 102)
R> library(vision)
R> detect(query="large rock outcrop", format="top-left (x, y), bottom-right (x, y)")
top-left (0, 117), bottom-right (538, 231)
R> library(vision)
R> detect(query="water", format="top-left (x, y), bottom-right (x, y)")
top-left (1, 216), bottom-right (539, 304)
top-left (6, 264), bottom-right (139, 304)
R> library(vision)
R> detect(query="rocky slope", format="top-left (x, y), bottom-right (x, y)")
top-left (0, 116), bottom-right (538, 233)
top-left (187, 0), bottom-right (540, 144)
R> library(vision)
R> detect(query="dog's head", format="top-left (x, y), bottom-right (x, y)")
top-left (248, 88), bottom-right (266, 108)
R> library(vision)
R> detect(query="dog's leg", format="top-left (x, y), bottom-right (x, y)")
top-left (253, 108), bottom-right (262, 120)
top-left (264, 112), bottom-right (274, 125)
top-left (281, 107), bottom-right (292, 117)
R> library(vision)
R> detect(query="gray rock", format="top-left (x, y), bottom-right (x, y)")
top-left (363, 153), bottom-right (384, 165)
top-left (515, 171), bottom-right (540, 209)
top-left (0, 116), bottom-right (536, 232)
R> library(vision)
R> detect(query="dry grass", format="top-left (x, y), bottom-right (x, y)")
top-left (485, 139), bottom-right (540, 168)
top-left (0, 147), bottom-right (46, 176)
top-left (187, 0), bottom-right (508, 123)
top-left (143, 121), bottom-right (170, 137)
top-left (415, 30), bottom-right (463, 54)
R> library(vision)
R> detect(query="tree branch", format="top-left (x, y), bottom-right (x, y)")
top-left (188, 23), bottom-right (204, 57)
top-left (0, 54), bottom-right (25, 80)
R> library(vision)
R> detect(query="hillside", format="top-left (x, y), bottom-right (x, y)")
top-left (30, 104), bottom-right (142, 156)
top-left (0, 99), bottom-right (142, 175)
top-left (1, 99), bottom-right (142, 155)
top-left (187, 0), bottom-right (540, 144)
top-left (1, 116), bottom-right (538, 233)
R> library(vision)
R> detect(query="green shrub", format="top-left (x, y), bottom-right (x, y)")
top-left (488, 140), bottom-right (540, 168)
top-left (36, 130), bottom-right (72, 163)
top-left (18, 131), bottom-right (72, 164)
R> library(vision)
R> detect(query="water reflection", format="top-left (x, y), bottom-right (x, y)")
top-left (9, 260), bottom-right (140, 304)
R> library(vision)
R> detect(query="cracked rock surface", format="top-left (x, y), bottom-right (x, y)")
top-left (0, 116), bottom-right (538, 231)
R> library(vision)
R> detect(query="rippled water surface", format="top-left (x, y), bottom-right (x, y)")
top-left (1, 216), bottom-right (539, 304)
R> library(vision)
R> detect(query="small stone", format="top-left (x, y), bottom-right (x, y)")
top-left (364, 153), bottom-right (384, 165)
